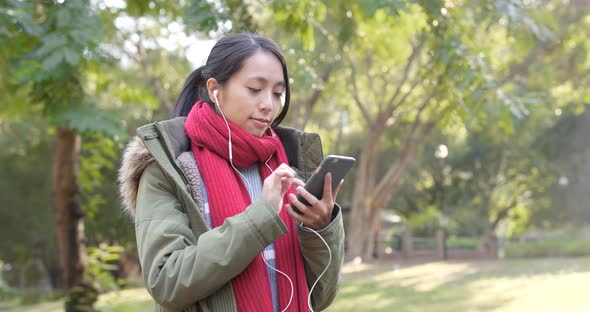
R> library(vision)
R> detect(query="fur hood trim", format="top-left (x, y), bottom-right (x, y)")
top-left (118, 136), bottom-right (154, 218)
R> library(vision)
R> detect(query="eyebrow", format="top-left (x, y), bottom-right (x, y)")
top-left (247, 76), bottom-right (285, 87)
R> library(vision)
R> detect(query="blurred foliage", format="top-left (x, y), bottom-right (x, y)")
top-left (0, 0), bottom-right (589, 293)
top-left (533, 107), bottom-right (590, 227)
top-left (0, 0), bottom-right (232, 294)
top-left (85, 244), bottom-right (124, 293)
top-left (1, 0), bottom-right (106, 130)
top-left (505, 238), bottom-right (590, 258)
top-left (0, 135), bottom-right (56, 273)
top-left (266, 0), bottom-right (590, 258)
top-left (64, 282), bottom-right (98, 312)
top-left (447, 236), bottom-right (479, 250)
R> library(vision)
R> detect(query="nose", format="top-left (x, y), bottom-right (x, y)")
top-left (259, 91), bottom-right (273, 113)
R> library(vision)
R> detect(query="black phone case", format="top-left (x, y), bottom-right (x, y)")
top-left (292, 155), bottom-right (356, 214)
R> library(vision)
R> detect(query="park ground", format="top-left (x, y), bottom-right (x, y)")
top-left (3, 256), bottom-right (590, 312)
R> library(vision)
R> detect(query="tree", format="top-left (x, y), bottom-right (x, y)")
top-left (262, 0), bottom-right (578, 260)
top-left (1, 1), bottom-right (112, 295)
top-left (339, 1), bottom-right (513, 260)
top-left (0, 0), bottom-right (238, 308)
top-left (389, 0), bottom-right (590, 251)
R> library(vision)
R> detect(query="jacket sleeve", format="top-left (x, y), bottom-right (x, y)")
top-left (134, 162), bottom-right (287, 311)
top-left (297, 204), bottom-right (345, 311)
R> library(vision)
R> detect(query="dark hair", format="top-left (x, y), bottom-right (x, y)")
top-left (173, 33), bottom-right (291, 127)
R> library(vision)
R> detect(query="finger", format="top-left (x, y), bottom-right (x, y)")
top-left (280, 176), bottom-right (293, 188)
top-left (295, 186), bottom-right (320, 207)
top-left (322, 173), bottom-right (333, 201)
top-left (280, 176), bottom-right (294, 183)
top-left (286, 203), bottom-right (318, 227)
top-left (286, 204), bottom-right (309, 223)
top-left (289, 194), bottom-right (325, 226)
top-left (332, 179), bottom-right (344, 201)
top-left (266, 169), bottom-right (291, 187)
top-left (288, 193), bottom-right (311, 215)
top-left (274, 167), bottom-right (295, 178)
top-left (293, 178), bottom-right (305, 188)
top-left (295, 187), bottom-right (330, 221)
top-left (275, 163), bottom-right (296, 176)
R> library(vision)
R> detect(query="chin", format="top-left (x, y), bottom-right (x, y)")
top-left (255, 131), bottom-right (266, 138)
top-left (246, 128), bottom-right (265, 137)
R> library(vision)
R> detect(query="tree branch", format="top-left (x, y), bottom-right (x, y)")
top-left (372, 120), bottom-right (436, 208)
top-left (120, 33), bottom-right (173, 113)
top-left (370, 57), bottom-right (455, 207)
top-left (297, 64), bottom-right (335, 129)
top-left (349, 60), bottom-right (372, 124)
top-left (366, 50), bottom-right (375, 103)
top-left (490, 202), bottom-right (516, 231)
top-left (371, 93), bottom-right (437, 205)
top-left (384, 35), bottom-right (427, 112)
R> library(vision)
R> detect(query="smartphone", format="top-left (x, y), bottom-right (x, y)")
top-left (292, 155), bottom-right (356, 215)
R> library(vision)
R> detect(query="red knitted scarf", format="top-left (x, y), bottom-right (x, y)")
top-left (184, 101), bottom-right (310, 311)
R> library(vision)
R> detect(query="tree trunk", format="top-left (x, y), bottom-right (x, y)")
top-left (347, 132), bottom-right (380, 260)
top-left (347, 154), bottom-right (371, 260)
top-left (363, 207), bottom-right (382, 260)
top-left (40, 239), bottom-right (63, 290)
top-left (479, 231), bottom-right (498, 258)
top-left (347, 122), bottom-right (435, 261)
top-left (52, 127), bottom-right (86, 290)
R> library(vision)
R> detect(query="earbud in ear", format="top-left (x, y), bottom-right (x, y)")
top-left (212, 90), bottom-right (221, 107)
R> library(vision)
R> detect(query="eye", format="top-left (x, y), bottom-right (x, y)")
top-left (247, 87), bottom-right (261, 93)
top-left (273, 92), bottom-right (283, 98)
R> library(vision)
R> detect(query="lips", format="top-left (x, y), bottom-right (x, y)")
top-left (251, 117), bottom-right (270, 129)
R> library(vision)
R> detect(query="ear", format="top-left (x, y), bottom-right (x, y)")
top-left (206, 78), bottom-right (220, 103)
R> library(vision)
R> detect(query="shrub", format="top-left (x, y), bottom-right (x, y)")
top-left (447, 237), bottom-right (479, 250)
top-left (0, 286), bottom-right (17, 301)
top-left (85, 243), bottom-right (124, 293)
top-left (505, 238), bottom-right (590, 258)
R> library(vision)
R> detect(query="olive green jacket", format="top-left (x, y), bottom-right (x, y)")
top-left (118, 117), bottom-right (345, 312)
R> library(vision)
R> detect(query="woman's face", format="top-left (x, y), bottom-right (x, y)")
top-left (211, 50), bottom-right (285, 137)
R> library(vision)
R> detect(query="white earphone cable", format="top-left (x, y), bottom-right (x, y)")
top-left (300, 225), bottom-right (332, 312)
top-left (214, 92), bottom-right (295, 312)
top-left (214, 91), bottom-right (333, 312)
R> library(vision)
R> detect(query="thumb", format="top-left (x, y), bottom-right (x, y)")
top-left (280, 176), bottom-right (294, 195)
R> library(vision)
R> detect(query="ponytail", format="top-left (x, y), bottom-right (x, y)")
top-left (172, 66), bottom-right (211, 117)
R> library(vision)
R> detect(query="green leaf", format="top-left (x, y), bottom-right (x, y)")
top-left (69, 29), bottom-right (91, 45)
top-left (56, 8), bottom-right (71, 29)
top-left (42, 50), bottom-right (64, 71)
top-left (358, 0), bottom-right (409, 16)
top-left (36, 34), bottom-right (68, 57)
top-left (185, 1), bottom-right (219, 32)
top-left (63, 48), bottom-right (80, 66)
top-left (12, 59), bottom-right (43, 83)
top-left (105, 245), bottom-right (125, 253)
top-left (14, 11), bottom-right (43, 37)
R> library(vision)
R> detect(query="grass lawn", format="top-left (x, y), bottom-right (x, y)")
top-left (4, 257), bottom-right (590, 311)
top-left (327, 256), bottom-right (590, 312)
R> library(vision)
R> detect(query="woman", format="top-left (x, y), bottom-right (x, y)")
top-left (118, 33), bottom-right (345, 312)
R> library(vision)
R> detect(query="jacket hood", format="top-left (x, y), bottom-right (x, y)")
top-left (118, 136), bottom-right (154, 218)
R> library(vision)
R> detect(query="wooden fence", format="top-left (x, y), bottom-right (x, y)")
top-left (375, 230), bottom-right (497, 261)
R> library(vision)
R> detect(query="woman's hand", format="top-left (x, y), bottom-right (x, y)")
top-left (262, 163), bottom-right (304, 213)
top-left (286, 173), bottom-right (343, 230)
